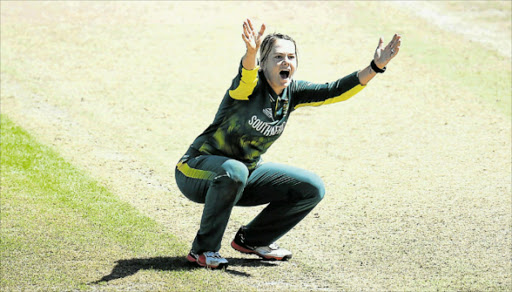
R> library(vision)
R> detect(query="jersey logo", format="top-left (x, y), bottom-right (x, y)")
top-left (248, 115), bottom-right (286, 137)
top-left (262, 108), bottom-right (274, 120)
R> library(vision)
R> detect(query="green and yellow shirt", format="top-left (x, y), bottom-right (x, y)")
top-left (189, 62), bottom-right (365, 170)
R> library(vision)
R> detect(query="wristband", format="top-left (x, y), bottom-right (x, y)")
top-left (371, 60), bottom-right (386, 73)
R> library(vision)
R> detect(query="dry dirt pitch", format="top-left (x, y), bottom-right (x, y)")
top-left (1, 1), bottom-right (511, 291)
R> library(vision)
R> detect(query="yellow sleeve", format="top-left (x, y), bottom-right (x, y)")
top-left (228, 66), bottom-right (260, 100)
top-left (293, 84), bottom-right (365, 110)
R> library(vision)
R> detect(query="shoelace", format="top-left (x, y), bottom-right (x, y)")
top-left (204, 251), bottom-right (224, 258)
top-left (268, 243), bottom-right (279, 250)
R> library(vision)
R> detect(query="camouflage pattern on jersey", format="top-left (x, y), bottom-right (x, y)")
top-left (189, 61), bottom-right (364, 170)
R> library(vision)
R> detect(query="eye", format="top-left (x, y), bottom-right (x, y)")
top-left (288, 55), bottom-right (296, 60)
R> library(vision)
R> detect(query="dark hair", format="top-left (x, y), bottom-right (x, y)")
top-left (259, 33), bottom-right (298, 68)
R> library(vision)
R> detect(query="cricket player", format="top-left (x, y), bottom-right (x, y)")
top-left (175, 19), bottom-right (401, 269)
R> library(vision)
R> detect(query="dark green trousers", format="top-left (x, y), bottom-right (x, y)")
top-left (175, 153), bottom-right (325, 254)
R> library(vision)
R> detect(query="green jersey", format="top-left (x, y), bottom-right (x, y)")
top-left (189, 61), bottom-right (365, 170)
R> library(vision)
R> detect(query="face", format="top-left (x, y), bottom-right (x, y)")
top-left (261, 39), bottom-right (297, 96)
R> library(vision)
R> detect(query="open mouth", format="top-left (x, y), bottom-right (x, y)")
top-left (279, 70), bottom-right (290, 79)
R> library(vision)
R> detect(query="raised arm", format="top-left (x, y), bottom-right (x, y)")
top-left (358, 34), bottom-right (402, 85)
top-left (241, 19), bottom-right (266, 70)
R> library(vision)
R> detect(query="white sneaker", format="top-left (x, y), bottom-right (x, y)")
top-left (254, 243), bottom-right (293, 260)
top-left (187, 250), bottom-right (228, 269)
top-left (231, 227), bottom-right (292, 261)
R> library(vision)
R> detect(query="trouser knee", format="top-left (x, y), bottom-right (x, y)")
top-left (302, 174), bottom-right (325, 204)
top-left (222, 159), bottom-right (249, 185)
top-left (212, 159), bottom-right (249, 202)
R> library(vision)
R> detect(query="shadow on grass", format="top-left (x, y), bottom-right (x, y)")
top-left (91, 256), bottom-right (278, 284)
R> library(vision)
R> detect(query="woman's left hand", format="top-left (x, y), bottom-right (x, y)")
top-left (373, 34), bottom-right (401, 69)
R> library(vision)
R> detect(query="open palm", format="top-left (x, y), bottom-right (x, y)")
top-left (374, 34), bottom-right (401, 69)
top-left (242, 18), bottom-right (266, 53)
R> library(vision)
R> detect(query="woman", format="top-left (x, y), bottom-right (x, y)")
top-left (175, 19), bottom-right (401, 269)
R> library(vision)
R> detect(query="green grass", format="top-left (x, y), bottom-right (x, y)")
top-left (0, 116), bottom-right (243, 291)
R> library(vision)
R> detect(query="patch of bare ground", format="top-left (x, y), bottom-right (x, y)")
top-left (388, 1), bottom-right (511, 58)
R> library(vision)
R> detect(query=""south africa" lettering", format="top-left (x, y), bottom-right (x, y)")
top-left (247, 115), bottom-right (286, 137)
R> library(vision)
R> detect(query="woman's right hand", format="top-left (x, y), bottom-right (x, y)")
top-left (242, 18), bottom-right (266, 54)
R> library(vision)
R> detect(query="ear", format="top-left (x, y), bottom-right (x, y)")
top-left (259, 61), bottom-right (266, 72)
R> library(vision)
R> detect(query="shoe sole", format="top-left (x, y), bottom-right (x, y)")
top-left (186, 254), bottom-right (228, 269)
top-left (231, 241), bottom-right (291, 261)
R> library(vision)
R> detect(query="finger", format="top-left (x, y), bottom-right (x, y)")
top-left (388, 34), bottom-right (401, 49)
top-left (390, 39), bottom-right (401, 58)
top-left (247, 18), bottom-right (255, 33)
top-left (243, 23), bottom-right (251, 39)
top-left (393, 46), bottom-right (400, 56)
top-left (390, 36), bottom-right (401, 51)
top-left (244, 20), bottom-right (253, 35)
top-left (377, 37), bottom-right (384, 50)
top-left (258, 23), bottom-right (266, 37)
top-left (242, 33), bottom-right (250, 44)
top-left (386, 41), bottom-right (397, 53)
top-left (394, 40), bottom-right (401, 55)
top-left (394, 35), bottom-right (402, 47)
top-left (393, 38), bottom-right (401, 50)
top-left (390, 47), bottom-right (400, 59)
top-left (385, 37), bottom-right (397, 50)
top-left (387, 34), bottom-right (397, 47)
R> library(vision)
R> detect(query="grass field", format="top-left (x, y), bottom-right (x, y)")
top-left (1, 116), bottom-right (223, 291)
top-left (1, 1), bottom-right (511, 291)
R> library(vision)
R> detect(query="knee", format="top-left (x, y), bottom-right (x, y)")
top-left (221, 159), bottom-right (249, 186)
top-left (210, 160), bottom-right (248, 203)
top-left (303, 173), bottom-right (325, 203)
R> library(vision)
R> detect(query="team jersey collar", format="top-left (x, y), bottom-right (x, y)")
top-left (261, 71), bottom-right (290, 120)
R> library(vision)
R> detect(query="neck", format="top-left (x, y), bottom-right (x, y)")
top-left (268, 81), bottom-right (284, 96)
top-left (262, 71), bottom-right (285, 96)
top-left (274, 87), bottom-right (284, 96)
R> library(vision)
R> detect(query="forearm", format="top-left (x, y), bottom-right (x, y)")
top-left (292, 72), bottom-right (365, 109)
top-left (357, 64), bottom-right (377, 86)
top-left (242, 50), bottom-right (258, 70)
